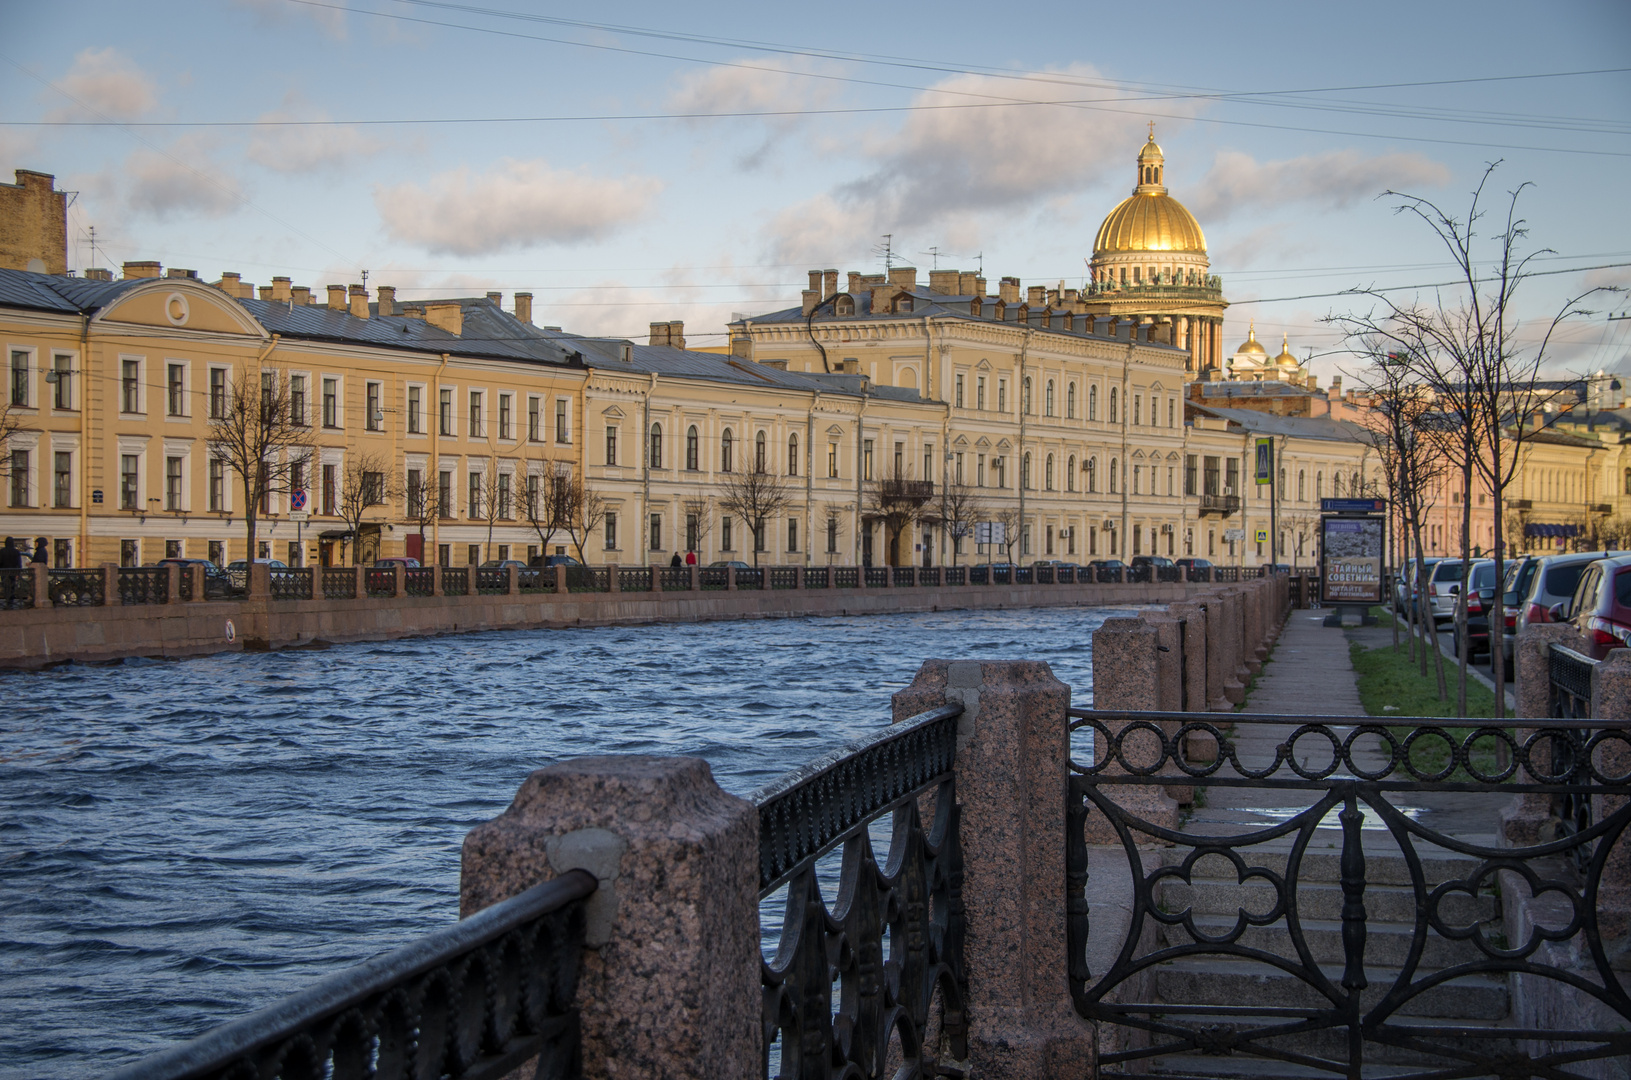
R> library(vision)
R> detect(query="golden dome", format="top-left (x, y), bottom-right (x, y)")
top-left (1093, 127), bottom-right (1207, 256)
top-left (1274, 333), bottom-right (1300, 368)
top-left (1236, 323), bottom-right (1267, 356)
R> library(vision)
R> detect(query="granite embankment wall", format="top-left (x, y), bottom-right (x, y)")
top-left (0, 568), bottom-right (1206, 669)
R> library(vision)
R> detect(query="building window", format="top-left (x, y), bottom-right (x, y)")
top-left (407, 385), bottom-right (422, 434)
top-left (955, 374), bottom-right (964, 408)
top-left (320, 464), bottom-right (335, 515)
top-left (977, 454), bottom-right (986, 487)
top-left (121, 539), bottom-right (139, 567)
top-left (52, 354), bottom-right (72, 409)
top-left (120, 454), bottom-right (139, 510)
top-left (605, 425), bottom-right (618, 466)
top-left (997, 379), bottom-right (1007, 413)
top-left (165, 456), bottom-right (183, 511)
top-left (787, 517), bottom-right (798, 553)
top-left (261, 371), bottom-right (276, 424)
top-left (1133, 394), bottom-right (1141, 426)
top-left (555, 399), bottom-right (569, 443)
top-left (497, 473), bottom-right (512, 518)
top-left (1168, 398), bottom-right (1175, 428)
top-left (604, 511), bottom-right (618, 551)
top-left (366, 382), bottom-right (382, 430)
top-left (322, 378), bottom-right (338, 427)
top-left (209, 459), bottom-right (226, 512)
top-left (722, 516), bottom-right (733, 551)
top-left (686, 512), bottom-right (699, 552)
top-left (649, 423), bottom-right (662, 469)
top-left (1045, 453), bottom-right (1054, 491)
top-left (1045, 380), bottom-right (1054, 417)
top-left (439, 388), bottom-right (454, 436)
top-left (650, 513), bottom-right (662, 551)
top-left (1109, 458), bottom-right (1118, 494)
top-left (122, 359), bottom-right (140, 413)
top-left (1133, 464), bottom-right (1142, 495)
top-left (167, 364), bottom-right (185, 416)
top-left (289, 375), bottom-right (305, 426)
top-left (1087, 457), bottom-right (1096, 493)
top-left (1088, 385), bottom-right (1097, 421)
top-left (976, 377), bottom-right (986, 410)
top-left (9, 449), bottom-right (27, 506)
top-left (721, 430), bottom-right (733, 473)
top-left (955, 452), bottom-right (964, 485)
top-left (827, 516), bottom-right (838, 553)
top-left (686, 426), bottom-right (699, 470)
top-left (788, 434), bottom-right (799, 476)
top-left (9, 350), bottom-right (27, 407)
top-left (1298, 470), bottom-right (1306, 501)
top-left (1022, 377), bottom-right (1032, 415)
top-left (498, 394), bottom-right (512, 440)
top-left (1186, 455), bottom-right (1197, 495)
top-left (54, 451), bottom-right (72, 508)
top-left (755, 431), bottom-right (767, 474)
top-left (994, 456), bottom-right (1006, 488)
top-left (438, 470), bottom-right (452, 517)
top-left (1021, 452), bottom-right (1032, 490)
top-left (1066, 382), bottom-right (1076, 419)
top-left (863, 439), bottom-right (874, 480)
top-left (468, 472), bottom-right (483, 518)
top-left (828, 442), bottom-right (838, 478)
top-left (469, 391), bottom-right (484, 438)
top-left (1066, 455), bottom-right (1075, 492)
top-left (1109, 387), bottom-right (1118, 423)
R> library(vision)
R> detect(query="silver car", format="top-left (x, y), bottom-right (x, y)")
top-left (1501, 550), bottom-right (1631, 670)
top-left (1425, 559), bottom-right (1467, 624)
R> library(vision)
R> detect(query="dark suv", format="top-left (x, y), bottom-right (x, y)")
top-left (1129, 555), bottom-right (1175, 582)
top-left (1175, 557), bottom-right (1214, 581)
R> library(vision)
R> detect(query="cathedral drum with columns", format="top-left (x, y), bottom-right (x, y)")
top-left (1082, 128), bottom-right (1230, 378)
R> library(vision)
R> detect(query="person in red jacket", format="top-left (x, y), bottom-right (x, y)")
top-left (684, 549), bottom-right (697, 566)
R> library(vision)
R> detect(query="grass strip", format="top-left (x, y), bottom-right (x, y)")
top-left (1349, 630), bottom-right (1506, 778)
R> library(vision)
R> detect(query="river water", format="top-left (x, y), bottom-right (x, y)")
top-left (0, 606), bottom-right (1121, 1079)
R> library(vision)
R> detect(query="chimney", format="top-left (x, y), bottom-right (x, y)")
top-left (258, 285), bottom-right (273, 300)
top-left (731, 324), bottom-right (752, 359)
top-left (649, 321), bottom-right (672, 347)
top-left (1329, 375), bottom-right (1343, 400)
top-left (271, 276), bottom-right (292, 302)
top-left (122, 260), bottom-right (162, 280)
top-left (871, 285), bottom-right (897, 314)
top-left (888, 265), bottom-right (917, 289)
top-left (848, 271), bottom-right (863, 294)
top-left (486, 290), bottom-right (502, 308)
top-left (514, 292), bottom-right (532, 323)
top-left (841, 357), bottom-right (860, 374)
top-left (999, 277), bottom-right (1021, 304)
top-left (801, 289), bottom-right (820, 316)
top-left (808, 270), bottom-right (823, 294)
top-left (929, 269), bottom-right (958, 295)
top-left (217, 271), bottom-right (242, 295)
top-left (349, 284), bottom-right (369, 319)
top-left (1026, 285), bottom-right (1046, 307)
top-left (957, 271), bottom-right (976, 296)
top-left (84, 267), bottom-right (113, 281)
top-left (376, 285), bottom-right (396, 317)
top-left (326, 284), bottom-right (347, 310)
top-left (166, 267), bottom-right (198, 279)
top-left (291, 285), bottom-right (312, 306)
top-left (423, 302), bottom-right (463, 336)
top-left (667, 320), bottom-right (686, 350)
top-left (401, 305), bottom-right (424, 320)
top-left (974, 275), bottom-right (987, 297)
top-left (823, 269), bottom-right (838, 299)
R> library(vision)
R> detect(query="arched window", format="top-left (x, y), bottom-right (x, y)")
top-left (1045, 380), bottom-right (1055, 417)
top-left (1109, 387), bottom-right (1118, 423)
top-left (754, 431), bottom-right (767, 473)
top-left (1022, 452), bottom-right (1032, 490)
top-left (721, 429), bottom-right (733, 473)
top-left (686, 425), bottom-right (699, 470)
top-left (1624, 469), bottom-right (1631, 495)
top-left (1022, 377), bottom-right (1033, 415)
top-left (1087, 457), bottom-right (1097, 492)
top-left (788, 433), bottom-right (799, 476)
top-left (1110, 458), bottom-right (1119, 494)
top-left (1067, 455), bottom-right (1077, 492)
top-left (649, 423), bottom-right (663, 469)
top-left (1333, 473), bottom-right (1344, 497)
top-left (1089, 385), bottom-right (1098, 421)
top-left (1316, 471), bottom-right (1323, 500)
top-left (1045, 454), bottom-right (1055, 491)
top-left (1352, 473), bottom-right (1361, 496)
top-left (1067, 383), bottom-right (1077, 419)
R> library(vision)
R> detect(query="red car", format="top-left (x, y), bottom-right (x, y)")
top-left (1560, 554), bottom-right (1631, 659)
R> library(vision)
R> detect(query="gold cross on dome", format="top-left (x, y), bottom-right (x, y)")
top-left (1148, 121), bottom-right (1155, 139)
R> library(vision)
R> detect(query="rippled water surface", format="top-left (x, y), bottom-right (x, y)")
top-left (0, 606), bottom-right (1121, 1078)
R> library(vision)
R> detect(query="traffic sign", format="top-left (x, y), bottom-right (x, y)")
top-left (290, 489), bottom-right (309, 511)
top-left (1254, 529), bottom-right (1268, 544)
top-left (1224, 528), bottom-right (1244, 542)
top-left (288, 511), bottom-right (309, 521)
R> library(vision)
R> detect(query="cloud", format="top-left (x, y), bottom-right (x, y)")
top-left (1186, 149), bottom-right (1451, 223)
top-left (374, 159), bottom-right (663, 256)
top-left (666, 60), bottom-right (840, 171)
top-left (45, 47), bottom-right (158, 122)
top-left (247, 95), bottom-right (386, 173)
top-left (231, 0), bottom-right (346, 39)
top-left (119, 137), bottom-right (245, 219)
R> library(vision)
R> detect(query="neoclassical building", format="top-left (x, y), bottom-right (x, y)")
top-left (1080, 129), bottom-right (1230, 378)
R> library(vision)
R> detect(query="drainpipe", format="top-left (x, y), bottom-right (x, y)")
top-left (77, 311), bottom-right (90, 565)
top-left (432, 353), bottom-right (448, 562)
top-left (1121, 337), bottom-right (1132, 557)
top-left (643, 372), bottom-right (657, 565)
top-left (856, 388), bottom-right (869, 565)
top-left (1018, 328), bottom-right (1032, 561)
top-left (806, 393), bottom-right (816, 566)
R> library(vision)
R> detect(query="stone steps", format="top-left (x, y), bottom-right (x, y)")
top-left (1152, 956), bottom-right (1507, 1018)
top-left (1157, 876), bottom-right (1495, 924)
top-left (1158, 912), bottom-right (1487, 968)
top-left (1129, 1012), bottom-right (1511, 1068)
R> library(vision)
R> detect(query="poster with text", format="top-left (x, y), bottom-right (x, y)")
top-left (1321, 516), bottom-right (1383, 604)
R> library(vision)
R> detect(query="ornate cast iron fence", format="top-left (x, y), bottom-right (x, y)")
top-left (1156, 565), bottom-right (1181, 583)
top-left (617, 567), bottom-right (652, 592)
top-left (768, 567), bottom-right (798, 590)
top-left (1034, 565), bottom-right (1054, 584)
top-left (268, 567), bottom-right (313, 601)
top-left (365, 568), bottom-right (396, 598)
top-left (698, 566), bottom-right (729, 591)
top-left (1057, 565), bottom-right (1076, 584)
top-left (891, 566), bottom-right (915, 587)
top-left (735, 567), bottom-right (764, 590)
top-left (752, 702), bottom-right (968, 1079)
top-left (659, 566), bottom-right (691, 591)
top-left (118, 566), bottom-right (170, 604)
top-left (0, 568), bottom-right (35, 609)
top-left (833, 566), bottom-right (859, 589)
top-left (321, 568), bottom-right (356, 601)
top-left (967, 566), bottom-right (989, 585)
top-left (108, 871), bottom-right (596, 1080)
top-left (404, 568), bottom-right (435, 597)
top-left (517, 568), bottom-right (548, 593)
top-left (564, 566), bottom-right (607, 593)
top-left (476, 568), bottom-right (510, 595)
top-left (943, 566), bottom-right (965, 586)
top-left (920, 567), bottom-right (941, 587)
top-left (1215, 566), bottom-right (1241, 582)
top-left (1067, 707), bottom-right (1631, 1078)
top-left (864, 566), bottom-right (889, 588)
top-left (441, 567), bottom-right (469, 596)
top-left (803, 566), bottom-right (830, 589)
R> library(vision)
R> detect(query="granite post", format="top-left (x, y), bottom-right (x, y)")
top-left (461, 756), bottom-right (760, 1080)
top-left (1168, 601), bottom-right (1217, 763)
top-left (555, 564), bottom-right (568, 595)
top-left (431, 565), bottom-right (443, 597)
top-left (249, 561), bottom-right (271, 601)
top-left (1503, 623), bottom-right (1573, 846)
top-left (606, 564), bottom-right (618, 594)
top-left (187, 564), bottom-right (205, 603)
top-left (1087, 617), bottom-right (1181, 841)
top-left (508, 564), bottom-right (520, 595)
top-left (889, 660), bottom-right (1095, 1079)
top-left (1142, 611), bottom-right (1193, 804)
top-left (353, 564), bottom-right (365, 598)
top-left (31, 563), bottom-right (50, 607)
top-left (1201, 595), bottom-right (1240, 710)
top-left (165, 563), bottom-right (180, 603)
top-left (391, 564), bottom-right (404, 597)
top-left (1590, 650), bottom-right (1631, 951)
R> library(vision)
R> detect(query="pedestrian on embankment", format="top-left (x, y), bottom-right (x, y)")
top-left (685, 549), bottom-right (697, 566)
top-left (670, 551), bottom-right (682, 567)
top-left (31, 538), bottom-right (47, 564)
top-left (0, 538), bottom-right (20, 604)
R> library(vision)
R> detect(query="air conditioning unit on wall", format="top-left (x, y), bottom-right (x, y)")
top-left (1161, 523), bottom-right (1174, 534)
top-left (1102, 519), bottom-right (1116, 531)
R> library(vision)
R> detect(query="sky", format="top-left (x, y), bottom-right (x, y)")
top-left (2, 0), bottom-right (1629, 383)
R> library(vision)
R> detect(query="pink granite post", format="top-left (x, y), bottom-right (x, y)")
top-left (1243, 581), bottom-right (1267, 673)
top-left (99, 563), bottom-right (118, 605)
top-left (606, 563), bottom-right (618, 594)
top-left (30, 563), bottom-right (49, 607)
top-left (1168, 601), bottom-right (1217, 762)
top-left (726, 565), bottom-right (737, 591)
top-left (164, 563), bottom-right (180, 603)
top-left (461, 756), bottom-right (759, 1080)
top-left (352, 564), bottom-right (365, 598)
top-left (1590, 650), bottom-right (1631, 945)
top-left (890, 660), bottom-right (1095, 1078)
top-left (507, 564), bottom-right (520, 595)
top-left (391, 564), bottom-right (404, 597)
top-left (1143, 611), bottom-right (1193, 805)
top-left (1088, 618), bottom-right (1182, 841)
top-left (688, 564), bottom-right (699, 591)
top-left (1503, 623), bottom-right (1573, 845)
top-left (249, 562), bottom-right (271, 601)
top-left (430, 565), bottom-right (444, 596)
top-left (555, 564), bottom-right (568, 595)
top-left (1201, 594), bottom-right (1241, 710)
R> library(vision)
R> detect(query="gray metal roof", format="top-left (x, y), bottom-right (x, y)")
top-left (1189, 403), bottom-right (1372, 444)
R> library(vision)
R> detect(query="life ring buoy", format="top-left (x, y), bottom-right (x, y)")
top-left (225, 619), bottom-right (236, 643)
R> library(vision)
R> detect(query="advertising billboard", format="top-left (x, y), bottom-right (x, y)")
top-left (1321, 516), bottom-right (1384, 605)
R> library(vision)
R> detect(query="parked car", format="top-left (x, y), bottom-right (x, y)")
top-left (156, 557), bottom-right (237, 595)
top-left (1449, 559), bottom-right (1499, 659)
top-left (1086, 559), bottom-right (1127, 582)
top-left (1260, 563), bottom-right (1292, 575)
top-left (530, 554), bottom-right (582, 568)
top-left (1395, 556), bottom-right (1448, 620)
top-left (1501, 551), bottom-right (1631, 672)
top-left (1561, 554), bottom-right (1631, 659)
top-left (708, 560), bottom-right (753, 570)
top-left (1175, 557), bottom-right (1214, 581)
top-left (1425, 559), bottom-right (1467, 624)
top-left (226, 558), bottom-right (287, 571)
top-left (1129, 555), bottom-right (1174, 582)
top-left (479, 559), bottom-right (527, 571)
top-left (372, 556), bottom-right (421, 569)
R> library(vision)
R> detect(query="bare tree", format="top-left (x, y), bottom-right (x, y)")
top-left (336, 451), bottom-right (399, 565)
top-left (719, 464), bottom-right (794, 567)
top-left (464, 460), bottom-right (510, 563)
top-left (928, 480), bottom-right (985, 566)
top-left (207, 368), bottom-right (315, 562)
top-left (0, 400), bottom-right (25, 486)
top-left (865, 462), bottom-right (933, 567)
top-left (405, 468), bottom-right (443, 560)
top-left (519, 463), bottom-right (568, 557)
top-left (1332, 165), bottom-right (1615, 716)
top-left (682, 497), bottom-right (714, 558)
top-left (989, 504), bottom-right (1022, 566)
top-left (553, 474), bottom-right (608, 564)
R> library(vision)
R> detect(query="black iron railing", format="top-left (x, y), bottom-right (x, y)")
top-left (833, 566), bottom-right (858, 589)
top-left (768, 567), bottom-right (797, 590)
top-left (441, 567), bottom-right (469, 596)
top-left (699, 566), bottom-right (729, 591)
top-left (1067, 707), bottom-right (1631, 1077)
top-left (365, 568), bottom-right (396, 598)
top-left (1215, 566), bottom-right (1241, 582)
top-left (1156, 565), bottom-right (1181, 583)
top-left (0, 568), bottom-right (35, 609)
top-left (968, 565), bottom-right (988, 585)
top-left (565, 566), bottom-right (607, 593)
top-left (1035, 564), bottom-right (1054, 584)
top-left (617, 567), bottom-right (651, 592)
top-left (268, 567), bottom-right (312, 601)
top-left (476, 567), bottom-right (510, 595)
top-left (920, 566), bottom-right (941, 587)
top-left (1057, 565), bottom-right (1076, 584)
top-left (944, 566), bottom-right (966, 586)
top-left (108, 871), bottom-right (597, 1080)
top-left (404, 567), bottom-right (435, 597)
top-left (517, 568), bottom-right (548, 593)
top-left (117, 566), bottom-right (170, 604)
top-left (752, 703), bottom-right (967, 1078)
top-left (1014, 566), bottom-right (1033, 585)
top-left (321, 567), bottom-right (356, 600)
top-left (991, 565), bottom-right (1011, 585)
top-left (659, 566), bottom-right (692, 591)
top-left (803, 566), bottom-right (829, 589)
top-left (864, 566), bottom-right (889, 588)
top-left (735, 567), bottom-right (764, 590)
top-left (892, 566), bottom-right (915, 587)
top-left (176, 567), bottom-right (195, 602)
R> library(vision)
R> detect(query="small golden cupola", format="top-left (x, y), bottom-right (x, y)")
top-left (1275, 333), bottom-right (1300, 368)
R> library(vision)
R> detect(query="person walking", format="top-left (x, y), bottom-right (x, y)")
top-left (684, 549), bottom-right (697, 566)
top-left (30, 538), bottom-right (48, 565)
top-left (0, 538), bottom-right (21, 606)
top-left (669, 551), bottom-right (682, 567)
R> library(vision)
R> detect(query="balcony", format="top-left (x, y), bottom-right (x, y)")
top-left (876, 478), bottom-right (935, 503)
top-left (1198, 493), bottom-right (1241, 517)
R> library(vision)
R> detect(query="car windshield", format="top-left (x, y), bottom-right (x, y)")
top-left (1431, 562), bottom-right (1464, 583)
top-left (1471, 563), bottom-right (1498, 589)
top-left (1544, 563), bottom-right (1588, 599)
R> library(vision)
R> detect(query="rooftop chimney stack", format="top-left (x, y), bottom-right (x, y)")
top-left (929, 269), bottom-right (958, 295)
top-left (974, 275), bottom-right (987, 297)
top-left (486, 290), bottom-right (502, 307)
top-left (326, 284), bottom-right (347, 311)
top-left (808, 270), bottom-right (823, 293)
top-left (999, 277), bottom-right (1021, 304)
top-left (166, 267), bottom-right (198, 279)
top-left (376, 285), bottom-right (396, 317)
top-left (423, 302), bottom-right (463, 336)
top-left (1026, 285), bottom-right (1046, 307)
top-left (848, 271), bottom-right (863, 294)
top-left (649, 322), bottom-right (671, 347)
top-left (888, 266), bottom-right (917, 289)
top-left (823, 269), bottom-right (838, 299)
top-left (801, 288), bottom-right (820, 316)
top-left (667, 320), bottom-right (685, 350)
top-left (514, 292), bottom-right (532, 324)
top-left (83, 267), bottom-right (113, 281)
top-left (271, 276), bottom-right (292, 303)
top-left (291, 285), bottom-right (312, 306)
top-left (349, 284), bottom-right (369, 319)
top-left (123, 260), bottom-right (162, 280)
top-left (258, 285), bottom-right (273, 300)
